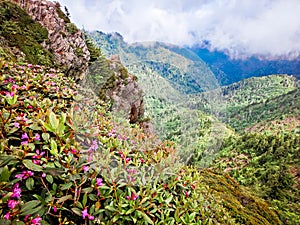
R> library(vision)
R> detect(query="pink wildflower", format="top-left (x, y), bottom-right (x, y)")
top-left (82, 208), bottom-right (89, 219)
top-left (14, 122), bottom-right (20, 128)
top-left (21, 140), bottom-right (28, 146)
top-left (96, 178), bottom-right (103, 187)
top-left (11, 183), bottom-right (22, 199)
top-left (33, 133), bottom-right (41, 141)
top-left (88, 215), bottom-right (94, 220)
top-left (83, 166), bottom-right (89, 172)
top-left (4, 212), bottom-right (10, 220)
top-left (8, 199), bottom-right (19, 209)
top-left (6, 92), bottom-right (15, 97)
top-left (185, 191), bottom-right (189, 197)
top-left (15, 170), bottom-right (34, 180)
top-left (125, 158), bottom-right (131, 163)
top-left (31, 215), bottom-right (42, 225)
top-left (12, 84), bottom-right (19, 91)
top-left (21, 132), bottom-right (28, 140)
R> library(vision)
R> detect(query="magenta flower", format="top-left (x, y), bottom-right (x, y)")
top-left (82, 208), bottom-right (89, 219)
top-left (21, 132), bottom-right (28, 140)
top-left (33, 133), bottom-right (40, 141)
top-left (15, 170), bottom-right (34, 180)
top-left (21, 140), bottom-right (28, 146)
top-left (88, 215), bottom-right (95, 220)
top-left (140, 158), bottom-right (145, 163)
top-left (96, 178), bottom-right (103, 187)
top-left (4, 212), bottom-right (10, 220)
top-left (27, 64), bottom-right (33, 68)
top-left (14, 122), bottom-right (20, 128)
top-left (119, 151), bottom-right (125, 159)
top-left (12, 84), bottom-right (19, 91)
top-left (185, 191), bottom-right (189, 197)
top-left (126, 192), bottom-right (139, 201)
top-left (31, 215), bottom-right (42, 225)
top-left (32, 150), bottom-right (45, 165)
top-left (53, 206), bottom-right (57, 213)
top-left (11, 183), bottom-right (21, 199)
top-left (125, 158), bottom-right (131, 163)
top-left (8, 199), bottom-right (19, 209)
top-left (42, 173), bottom-right (46, 178)
top-left (83, 166), bottom-right (89, 172)
top-left (6, 91), bottom-right (15, 97)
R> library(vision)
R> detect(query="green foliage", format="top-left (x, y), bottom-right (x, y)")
top-left (83, 33), bottom-right (102, 64)
top-left (55, 4), bottom-right (71, 24)
top-left (214, 132), bottom-right (300, 224)
top-left (0, 61), bottom-right (282, 224)
top-left (0, 0), bottom-right (55, 66)
top-left (66, 23), bottom-right (78, 35)
top-left (191, 75), bottom-right (299, 131)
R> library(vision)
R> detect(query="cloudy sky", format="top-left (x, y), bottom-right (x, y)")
top-left (56, 0), bottom-right (300, 59)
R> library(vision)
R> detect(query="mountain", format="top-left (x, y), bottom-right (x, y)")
top-left (189, 47), bottom-right (300, 85)
top-left (190, 74), bottom-right (300, 131)
top-left (0, 1), bottom-right (288, 224)
top-left (89, 31), bottom-right (219, 94)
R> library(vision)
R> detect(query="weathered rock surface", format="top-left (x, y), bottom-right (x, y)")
top-left (12, 0), bottom-right (90, 81)
top-left (107, 55), bottom-right (145, 124)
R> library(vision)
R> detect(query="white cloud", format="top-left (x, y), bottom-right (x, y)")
top-left (56, 0), bottom-right (300, 58)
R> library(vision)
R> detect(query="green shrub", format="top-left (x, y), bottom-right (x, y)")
top-left (0, 61), bottom-right (282, 224)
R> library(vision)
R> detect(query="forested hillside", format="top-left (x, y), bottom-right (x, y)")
top-left (0, 0), bottom-right (299, 224)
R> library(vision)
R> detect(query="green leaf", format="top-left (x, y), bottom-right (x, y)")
top-left (0, 155), bottom-right (17, 167)
top-left (0, 219), bottom-right (11, 225)
top-left (72, 207), bottom-right (82, 216)
top-left (21, 200), bottom-right (42, 216)
top-left (57, 194), bottom-right (72, 203)
top-left (82, 193), bottom-right (88, 207)
top-left (39, 120), bottom-right (54, 132)
top-left (23, 159), bottom-right (43, 171)
top-left (29, 123), bottom-right (41, 131)
top-left (49, 111), bottom-right (59, 130)
top-left (50, 139), bottom-right (58, 156)
top-left (112, 214), bottom-right (120, 223)
top-left (189, 212), bottom-right (196, 221)
top-left (26, 177), bottom-right (35, 190)
top-left (61, 182), bottom-right (72, 190)
top-left (8, 127), bottom-right (19, 135)
top-left (105, 205), bottom-right (116, 212)
top-left (126, 208), bottom-right (135, 215)
top-left (42, 133), bottom-right (50, 142)
top-left (82, 187), bottom-right (93, 193)
top-left (46, 174), bottom-right (53, 183)
top-left (0, 166), bottom-right (11, 182)
top-left (12, 220), bottom-right (25, 225)
top-left (41, 220), bottom-right (51, 225)
top-left (140, 211), bottom-right (154, 225)
top-left (89, 194), bottom-right (97, 201)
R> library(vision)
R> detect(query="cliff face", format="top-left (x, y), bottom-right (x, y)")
top-left (11, 0), bottom-right (90, 81)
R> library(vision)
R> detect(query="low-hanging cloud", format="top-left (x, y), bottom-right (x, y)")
top-left (56, 0), bottom-right (300, 59)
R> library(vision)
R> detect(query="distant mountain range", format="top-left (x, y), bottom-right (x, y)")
top-left (189, 46), bottom-right (300, 85)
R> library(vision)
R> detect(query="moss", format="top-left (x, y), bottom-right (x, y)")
top-left (66, 23), bottom-right (78, 35)
top-left (55, 6), bottom-right (71, 23)
top-left (75, 47), bottom-right (83, 57)
top-left (0, 0), bottom-right (55, 66)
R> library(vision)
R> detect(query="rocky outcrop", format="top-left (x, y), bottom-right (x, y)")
top-left (107, 55), bottom-right (145, 124)
top-left (12, 0), bottom-right (90, 81)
